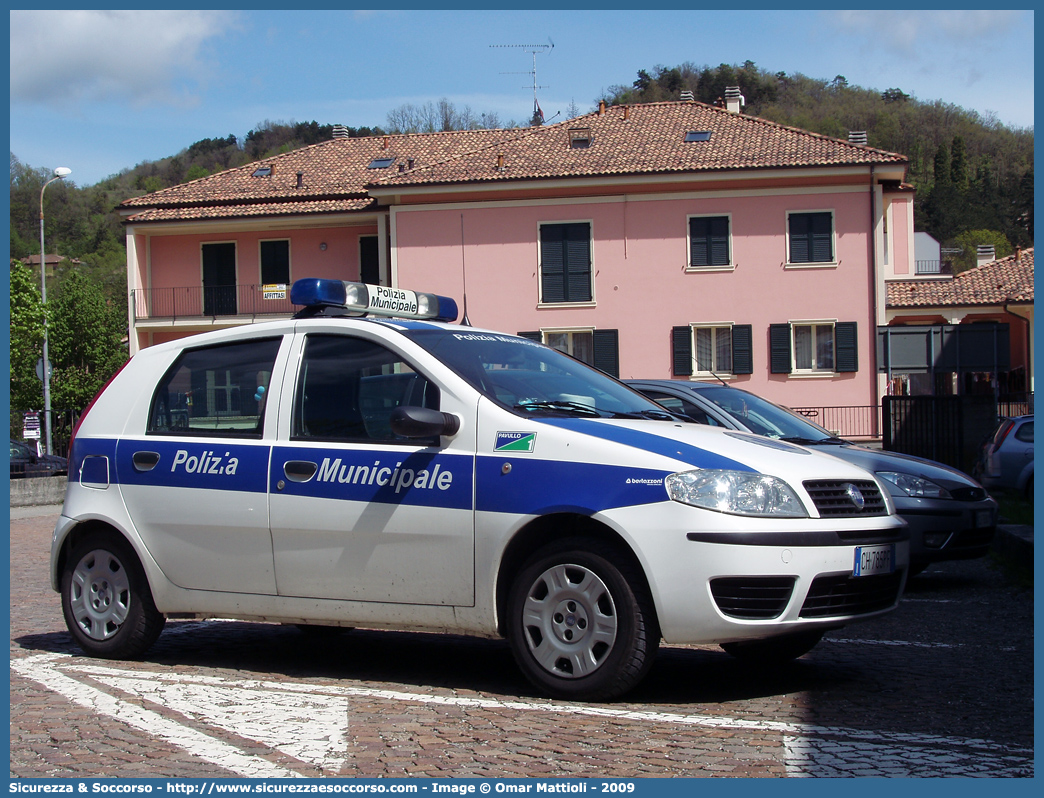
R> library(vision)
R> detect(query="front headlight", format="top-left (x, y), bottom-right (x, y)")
top-left (876, 471), bottom-right (952, 499)
top-left (665, 469), bottom-right (808, 517)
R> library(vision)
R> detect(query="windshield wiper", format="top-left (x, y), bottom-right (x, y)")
top-left (609, 408), bottom-right (679, 421)
top-left (514, 400), bottom-right (602, 417)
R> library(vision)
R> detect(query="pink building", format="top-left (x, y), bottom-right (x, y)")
top-left (121, 98), bottom-right (917, 416)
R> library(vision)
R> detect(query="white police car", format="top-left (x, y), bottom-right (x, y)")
top-left (52, 279), bottom-right (908, 700)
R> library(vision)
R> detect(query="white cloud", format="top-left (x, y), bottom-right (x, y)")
top-left (825, 10), bottom-right (1024, 56)
top-left (10, 10), bottom-right (240, 107)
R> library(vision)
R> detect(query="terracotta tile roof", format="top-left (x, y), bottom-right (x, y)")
top-left (371, 101), bottom-right (906, 188)
top-left (126, 198), bottom-right (376, 222)
top-left (887, 248), bottom-right (1034, 309)
top-left (120, 129), bottom-right (511, 216)
top-left (122, 101), bottom-right (907, 223)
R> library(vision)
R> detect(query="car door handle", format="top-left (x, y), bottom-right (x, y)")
top-left (283, 460), bottom-right (318, 482)
top-left (132, 451), bottom-right (161, 472)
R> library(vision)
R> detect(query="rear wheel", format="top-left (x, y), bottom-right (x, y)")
top-left (61, 532), bottom-right (165, 659)
top-left (507, 538), bottom-right (658, 701)
top-left (720, 630), bottom-right (823, 663)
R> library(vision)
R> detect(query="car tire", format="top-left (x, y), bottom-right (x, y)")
top-left (507, 538), bottom-right (658, 701)
top-left (61, 532), bottom-right (165, 659)
top-left (720, 630), bottom-right (824, 663)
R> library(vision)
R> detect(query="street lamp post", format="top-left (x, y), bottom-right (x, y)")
top-left (38, 166), bottom-right (71, 456)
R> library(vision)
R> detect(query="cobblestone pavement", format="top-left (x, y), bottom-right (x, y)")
top-left (10, 508), bottom-right (1034, 779)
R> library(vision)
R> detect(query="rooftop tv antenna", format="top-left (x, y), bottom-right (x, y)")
top-left (491, 39), bottom-right (554, 123)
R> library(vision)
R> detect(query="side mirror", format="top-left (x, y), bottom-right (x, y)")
top-left (389, 406), bottom-right (460, 439)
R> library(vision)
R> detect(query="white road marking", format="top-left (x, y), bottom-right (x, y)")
top-left (12, 646), bottom-right (1033, 778)
top-left (11, 653), bottom-right (304, 779)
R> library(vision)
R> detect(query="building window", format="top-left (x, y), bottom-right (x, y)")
top-left (685, 131), bottom-right (712, 142)
top-left (788, 211), bottom-right (834, 264)
top-left (672, 325), bottom-right (752, 377)
top-left (770, 321), bottom-right (858, 374)
top-left (367, 157), bottom-right (395, 169)
top-left (688, 216), bottom-right (731, 268)
top-left (539, 222), bottom-right (592, 304)
top-left (517, 328), bottom-right (619, 377)
top-left (260, 240), bottom-right (290, 286)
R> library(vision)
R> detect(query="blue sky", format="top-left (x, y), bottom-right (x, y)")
top-left (9, 8), bottom-right (1035, 187)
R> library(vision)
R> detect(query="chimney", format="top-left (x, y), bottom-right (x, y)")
top-left (598, 100), bottom-right (606, 115)
top-left (679, 90), bottom-right (694, 102)
top-left (296, 171), bottom-right (303, 188)
top-left (724, 86), bottom-right (745, 114)
top-left (1015, 246), bottom-right (1022, 263)
top-left (623, 105), bottom-right (630, 120)
top-left (382, 136), bottom-right (389, 150)
top-left (332, 125), bottom-right (349, 139)
top-left (496, 153), bottom-right (505, 171)
top-left (977, 245), bottom-right (996, 268)
top-left (407, 158), bottom-right (415, 169)
top-left (848, 131), bottom-right (868, 146)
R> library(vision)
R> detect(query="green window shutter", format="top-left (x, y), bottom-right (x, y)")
top-left (592, 329), bottom-right (619, 377)
top-left (731, 324), bottom-right (753, 374)
top-left (540, 223), bottom-right (591, 303)
top-left (788, 212), bottom-right (833, 263)
top-left (517, 331), bottom-right (542, 342)
top-left (769, 324), bottom-right (793, 373)
top-left (672, 326), bottom-right (693, 376)
top-left (689, 217), bottom-right (730, 267)
top-left (835, 321), bottom-right (858, 372)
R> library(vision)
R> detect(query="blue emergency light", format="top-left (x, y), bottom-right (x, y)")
top-left (290, 279), bottom-right (458, 323)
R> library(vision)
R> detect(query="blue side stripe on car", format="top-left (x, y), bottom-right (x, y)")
top-left (533, 417), bottom-right (753, 472)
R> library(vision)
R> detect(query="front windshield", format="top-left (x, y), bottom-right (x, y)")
top-left (694, 385), bottom-right (835, 441)
top-left (407, 329), bottom-right (675, 419)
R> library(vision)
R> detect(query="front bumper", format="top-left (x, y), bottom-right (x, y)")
top-left (895, 497), bottom-right (998, 564)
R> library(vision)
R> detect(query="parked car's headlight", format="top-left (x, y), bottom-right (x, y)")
top-left (665, 469), bottom-right (807, 517)
top-left (876, 471), bottom-right (952, 499)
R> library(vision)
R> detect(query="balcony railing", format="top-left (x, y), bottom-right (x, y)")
top-left (790, 405), bottom-right (881, 439)
top-left (914, 260), bottom-right (953, 276)
top-left (132, 285), bottom-right (296, 321)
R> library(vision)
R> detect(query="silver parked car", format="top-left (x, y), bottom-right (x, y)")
top-left (974, 416), bottom-right (1034, 497)
top-left (628, 380), bottom-right (998, 575)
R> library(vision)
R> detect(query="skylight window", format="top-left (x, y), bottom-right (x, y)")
top-left (368, 157), bottom-right (395, 169)
top-left (252, 166), bottom-right (273, 177)
top-left (685, 131), bottom-right (713, 143)
top-left (569, 128), bottom-right (593, 149)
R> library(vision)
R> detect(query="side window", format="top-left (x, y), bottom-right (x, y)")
top-left (1015, 421), bottom-right (1034, 443)
top-left (642, 391), bottom-right (722, 426)
top-left (539, 222), bottom-right (592, 303)
top-left (292, 334), bottom-right (439, 444)
top-left (149, 337), bottom-right (281, 437)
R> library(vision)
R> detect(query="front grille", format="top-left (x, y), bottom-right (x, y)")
top-left (800, 571), bottom-right (904, 618)
top-left (950, 487), bottom-right (988, 502)
top-left (804, 480), bottom-right (888, 517)
top-left (710, 576), bottom-right (795, 619)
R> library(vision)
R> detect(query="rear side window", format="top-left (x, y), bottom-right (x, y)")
top-left (149, 337), bottom-right (282, 437)
top-left (1015, 421), bottom-right (1034, 443)
top-left (292, 334), bottom-right (439, 444)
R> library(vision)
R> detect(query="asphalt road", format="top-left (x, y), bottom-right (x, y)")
top-left (9, 506), bottom-right (1034, 779)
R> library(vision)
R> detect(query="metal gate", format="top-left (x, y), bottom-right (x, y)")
top-left (882, 396), bottom-right (997, 473)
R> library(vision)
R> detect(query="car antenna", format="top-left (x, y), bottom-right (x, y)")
top-left (710, 370), bottom-right (728, 386)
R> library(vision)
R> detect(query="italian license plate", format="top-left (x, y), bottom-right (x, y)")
top-left (975, 509), bottom-right (993, 527)
top-left (853, 544), bottom-right (895, 577)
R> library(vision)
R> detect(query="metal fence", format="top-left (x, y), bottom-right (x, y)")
top-left (132, 284), bottom-right (296, 321)
top-left (790, 405), bottom-right (881, 438)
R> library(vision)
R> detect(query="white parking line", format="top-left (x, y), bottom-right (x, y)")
top-left (12, 649), bottom-right (1033, 777)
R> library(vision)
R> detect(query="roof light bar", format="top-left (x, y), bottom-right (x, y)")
top-left (290, 279), bottom-right (458, 322)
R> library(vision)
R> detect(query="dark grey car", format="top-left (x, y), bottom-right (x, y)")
top-left (627, 380), bottom-right (998, 574)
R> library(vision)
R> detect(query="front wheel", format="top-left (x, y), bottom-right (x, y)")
top-left (61, 532), bottom-right (165, 659)
top-left (507, 539), bottom-right (658, 701)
